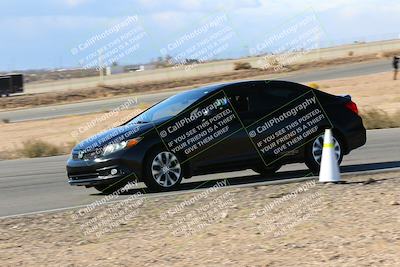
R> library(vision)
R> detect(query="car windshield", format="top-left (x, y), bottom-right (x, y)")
top-left (128, 88), bottom-right (212, 124)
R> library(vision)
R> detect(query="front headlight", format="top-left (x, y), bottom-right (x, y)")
top-left (102, 137), bottom-right (143, 156)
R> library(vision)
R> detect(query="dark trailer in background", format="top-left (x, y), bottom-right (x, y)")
top-left (0, 74), bottom-right (23, 96)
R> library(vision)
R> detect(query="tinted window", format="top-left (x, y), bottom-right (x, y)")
top-left (128, 88), bottom-right (211, 123)
top-left (229, 95), bottom-right (250, 112)
top-left (254, 82), bottom-right (306, 111)
top-left (225, 83), bottom-right (259, 113)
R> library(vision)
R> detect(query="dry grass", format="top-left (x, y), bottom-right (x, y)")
top-left (360, 108), bottom-right (400, 129)
top-left (233, 62), bottom-right (252, 70)
top-left (1, 71), bottom-right (400, 159)
top-left (17, 140), bottom-right (64, 158)
top-left (1, 106), bottom-right (398, 160)
top-left (1, 172), bottom-right (399, 266)
top-left (315, 72), bottom-right (400, 129)
top-left (315, 72), bottom-right (400, 115)
top-left (0, 109), bottom-right (143, 159)
top-left (2, 51), bottom-right (400, 110)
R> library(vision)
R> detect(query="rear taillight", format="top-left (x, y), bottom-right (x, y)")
top-left (345, 101), bottom-right (358, 114)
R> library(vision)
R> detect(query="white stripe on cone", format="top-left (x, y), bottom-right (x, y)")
top-left (319, 129), bottom-right (341, 183)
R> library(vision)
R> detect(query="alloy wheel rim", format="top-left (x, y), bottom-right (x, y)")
top-left (151, 151), bottom-right (181, 187)
top-left (312, 135), bottom-right (341, 165)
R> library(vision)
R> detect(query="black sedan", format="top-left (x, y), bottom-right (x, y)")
top-left (66, 80), bottom-right (366, 192)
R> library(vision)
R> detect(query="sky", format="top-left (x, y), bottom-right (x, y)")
top-left (1, 0), bottom-right (399, 71)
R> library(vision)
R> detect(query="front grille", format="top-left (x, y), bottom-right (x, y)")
top-left (83, 150), bottom-right (101, 160)
top-left (72, 149), bottom-right (103, 160)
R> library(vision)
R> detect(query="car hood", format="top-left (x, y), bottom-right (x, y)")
top-left (73, 122), bottom-right (155, 151)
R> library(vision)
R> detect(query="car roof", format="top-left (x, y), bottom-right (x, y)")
top-left (193, 80), bottom-right (305, 92)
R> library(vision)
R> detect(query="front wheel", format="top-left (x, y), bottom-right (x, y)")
top-left (305, 133), bottom-right (343, 174)
top-left (143, 150), bottom-right (183, 192)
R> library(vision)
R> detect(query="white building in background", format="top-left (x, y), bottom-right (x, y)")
top-left (105, 65), bottom-right (145, 75)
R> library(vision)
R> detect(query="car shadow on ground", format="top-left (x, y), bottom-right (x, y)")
top-left (97, 161), bottom-right (400, 196)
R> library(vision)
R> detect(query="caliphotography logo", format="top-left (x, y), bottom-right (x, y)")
top-left (1, 0), bottom-right (399, 266)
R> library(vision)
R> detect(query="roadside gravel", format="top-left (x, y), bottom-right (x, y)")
top-left (1, 171), bottom-right (399, 266)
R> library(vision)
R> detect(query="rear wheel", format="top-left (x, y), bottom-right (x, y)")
top-left (144, 150), bottom-right (183, 192)
top-left (305, 133), bottom-right (343, 174)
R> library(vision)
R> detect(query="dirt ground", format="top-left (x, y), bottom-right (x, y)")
top-left (0, 109), bottom-right (143, 158)
top-left (315, 71), bottom-right (400, 115)
top-left (0, 71), bottom-right (399, 158)
top-left (1, 52), bottom-right (398, 110)
top-left (1, 171), bottom-right (399, 266)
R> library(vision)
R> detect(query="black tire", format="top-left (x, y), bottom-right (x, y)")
top-left (143, 149), bottom-right (183, 192)
top-left (252, 164), bottom-right (281, 176)
top-left (304, 133), bottom-right (344, 174)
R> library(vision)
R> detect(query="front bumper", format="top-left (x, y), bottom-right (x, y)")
top-left (66, 156), bottom-right (136, 187)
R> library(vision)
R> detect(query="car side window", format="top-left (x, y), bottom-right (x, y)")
top-left (229, 95), bottom-right (250, 113)
top-left (255, 83), bottom-right (306, 111)
top-left (225, 84), bottom-right (259, 114)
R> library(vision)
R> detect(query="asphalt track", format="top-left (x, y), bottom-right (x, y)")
top-left (0, 128), bottom-right (399, 218)
top-left (0, 59), bottom-right (391, 122)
